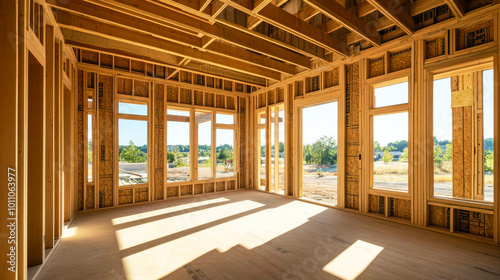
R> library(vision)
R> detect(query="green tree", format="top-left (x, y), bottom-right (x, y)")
top-left (303, 144), bottom-right (312, 164)
top-left (443, 143), bottom-right (453, 161)
top-left (88, 140), bottom-right (92, 163)
top-left (374, 141), bottom-right (382, 152)
top-left (310, 135), bottom-right (337, 165)
top-left (399, 148), bottom-right (409, 162)
top-left (167, 151), bottom-right (176, 163)
top-left (279, 142), bottom-right (285, 153)
top-left (434, 144), bottom-right (443, 168)
top-left (382, 148), bottom-right (393, 164)
top-left (174, 159), bottom-right (188, 167)
top-left (485, 151), bottom-right (494, 173)
top-left (217, 147), bottom-right (234, 162)
top-left (119, 141), bottom-right (147, 163)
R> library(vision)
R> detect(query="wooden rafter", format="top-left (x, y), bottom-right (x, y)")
top-left (84, 0), bottom-right (312, 68)
top-left (63, 29), bottom-right (267, 85)
top-left (48, 1), bottom-right (296, 75)
top-left (56, 13), bottom-right (282, 81)
top-left (366, 0), bottom-right (414, 35)
top-left (225, 0), bottom-right (349, 56)
top-left (303, 0), bottom-right (381, 46)
top-left (443, 0), bottom-right (466, 18)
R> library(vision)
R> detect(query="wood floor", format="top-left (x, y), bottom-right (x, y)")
top-left (37, 190), bottom-right (500, 280)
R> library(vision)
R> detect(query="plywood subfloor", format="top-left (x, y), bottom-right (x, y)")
top-left (37, 190), bottom-right (500, 280)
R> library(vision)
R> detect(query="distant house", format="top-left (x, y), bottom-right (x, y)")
top-left (167, 145), bottom-right (173, 152)
top-left (374, 151), bottom-right (403, 161)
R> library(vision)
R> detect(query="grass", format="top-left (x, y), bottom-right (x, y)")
top-left (373, 162), bottom-right (408, 175)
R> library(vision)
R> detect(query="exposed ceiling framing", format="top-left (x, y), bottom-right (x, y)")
top-left (47, 0), bottom-right (496, 87)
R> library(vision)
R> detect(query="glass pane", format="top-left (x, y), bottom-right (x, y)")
top-left (118, 119), bottom-right (148, 186)
top-left (302, 102), bottom-right (338, 205)
top-left (483, 69), bottom-right (494, 202)
top-left (119, 102), bottom-right (148, 116)
top-left (258, 112), bottom-right (266, 124)
top-left (167, 109), bottom-right (191, 182)
top-left (373, 112), bottom-right (408, 191)
top-left (433, 78), bottom-right (453, 197)
top-left (259, 128), bottom-right (266, 190)
top-left (87, 114), bottom-right (93, 182)
top-left (216, 113), bottom-right (234, 125)
top-left (270, 110), bottom-right (275, 191)
top-left (278, 109), bottom-right (285, 194)
top-left (197, 112), bottom-right (212, 180)
top-left (216, 129), bottom-right (235, 178)
top-left (374, 81), bottom-right (408, 108)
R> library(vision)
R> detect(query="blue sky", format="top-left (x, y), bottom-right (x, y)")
top-left (302, 102), bottom-right (338, 145)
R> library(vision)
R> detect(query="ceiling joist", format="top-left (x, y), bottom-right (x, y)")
top-left (366, 0), bottom-right (414, 35)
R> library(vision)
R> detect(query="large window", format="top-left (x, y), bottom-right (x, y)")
top-left (117, 102), bottom-right (149, 186)
top-left (216, 129), bottom-right (235, 178)
top-left (257, 111), bottom-right (266, 190)
top-left (87, 114), bottom-right (93, 182)
top-left (196, 111), bottom-right (212, 180)
top-left (302, 102), bottom-right (338, 205)
top-left (433, 69), bottom-right (494, 202)
top-left (167, 109), bottom-right (191, 182)
top-left (371, 80), bottom-right (410, 192)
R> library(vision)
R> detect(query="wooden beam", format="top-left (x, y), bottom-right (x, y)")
top-left (443, 0), bottom-right (466, 18)
top-left (366, 0), bottom-right (414, 35)
top-left (253, 0), bottom-right (273, 13)
top-left (167, 115), bottom-right (190, 122)
top-left (358, 1), bottom-right (377, 17)
top-left (85, 0), bottom-right (312, 68)
top-left (324, 19), bottom-right (343, 34)
top-left (303, 0), bottom-right (381, 46)
top-left (226, 0), bottom-right (349, 56)
top-left (50, 2), bottom-right (295, 75)
top-left (297, 5), bottom-right (320, 21)
top-left (410, 0), bottom-right (445, 16)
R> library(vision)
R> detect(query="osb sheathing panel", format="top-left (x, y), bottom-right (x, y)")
top-left (224, 80), bottom-right (233, 91)
top-left (114, 56), bottom-right (130, 71)
top-left (389, 48), bottom-right (411, 73)
top-left (86, 72), bottom-right (95, 89)
top-left (390, 198), bottom-right (411, 220)
top-left (194, 74), bottom-right (205, 86)
top-left (100, 53), bottom-right (112, 68)
top-left (324, 68), bottom-right (339, 89)
top-left (206, 77), bottom-right (214, 88)
top-left (467, 0), bottom-right (493, 11)
top-left (235, 83), bottom-right (244, 92)
top-left (216, 94), bottom-right (225, 108)
top-left (194, 91), bottom-right (203, 106)
top-left (134, 80), bottom-right (149, 98)
top-left (455, 210), bottom-right (493, 238)
top-left (180, 71), bottom-right (192, 84)
top-left (204, 92), bottom-right (214, 107)
top-left (216, 181), bottom-right (225, 192)
top-left (147, 64), bottom-right (154, 77)
top-left (119, 189), bottom-right (133, 205)
top-left (78, 70), bottom-right (85, 211)
top-left (429, 205), bottom-right (450, 229)
top-left (181, 185), bottom-right (193, 196)
top-left (425, 37), bottom-right (445, 59)
top-left (368, 56), bottom-right (385, 78)
top-left (154, 172), bottom-right (164, 200)
top-left (369, 195), bottom-right (384, 214)
top-left (86, 184), bottom-right (95, 210)
top-left (451, 74), bottom-right (473, 199)
top-left (117, 77), bottom-right (133, 95)
top-left (167, 186), bottom-right (179, 197)
top-left (345, 63), bottom-right (360, 210)
top-left (204, 182), bottom-right (214, 193)
top-left (131, 60), bottom-right (146, 74)
top-left (135, 187), bottom-right (149, 203)
top-left (227, 96), bottom-right (235, 110)
top-left (167, 86), bottom-right (179, 103)
top-left (154, 65), bottom-right (166, 79)
top-left (258, 93), bottom-right (266, 108)
top-left (227, 180), bottom-right (236, 190)
top-left (180, 88), bottom-right (192, 105)
top-left (98, 75), bottom-right (114, 207)
top-left (456, 19), bottom-right (494, 51)
top-left (277, 87), bottom-right (285, 103)
top-left (295, 81), bottom-right (304, 98)
top-left (154, 128), bottom-right (164, 170)
top-left (81, 49), bottom-right (98, 65)
top-left (194, 184), bottom-right (203, 195)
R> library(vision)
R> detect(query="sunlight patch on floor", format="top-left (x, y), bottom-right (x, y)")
top-left (111, 197), bottom-right (230, 225)
top-left (62, 227), bottom-right (77, 238)
top-left (323, 240), bottom-right (383, 280)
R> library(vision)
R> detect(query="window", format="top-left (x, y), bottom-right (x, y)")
top-left (118, 118), bottom-right (148, 186)
top-left (119, 102), bottom-right (148, 116)
top-left (167, 109), bottom-right (191, 182)
top-left (433, 69), bottom-right (494, 202)
top-left (196, 111), bottom-right (212, 180)
top-left (373, 112), bottom-right (409, 191)
top-left (87, 114), bottom-right (93, 182)
top-left (257, 111), bottom-right (266, 190)
top-left (371, 80), bottom-right (410, 192)
top-left (373, 81), bottom-right (409, 108)
top-left (302, 102), bottom-right (338, 205)
top-left (216, 129), bottom-right (235, 178)
top-left (278, 109), bottom-right (285, 194)
top-left (216, 113), bottom-right (234, 125)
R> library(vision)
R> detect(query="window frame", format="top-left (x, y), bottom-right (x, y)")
top-left (367, 75), bottom-right (412, 198)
